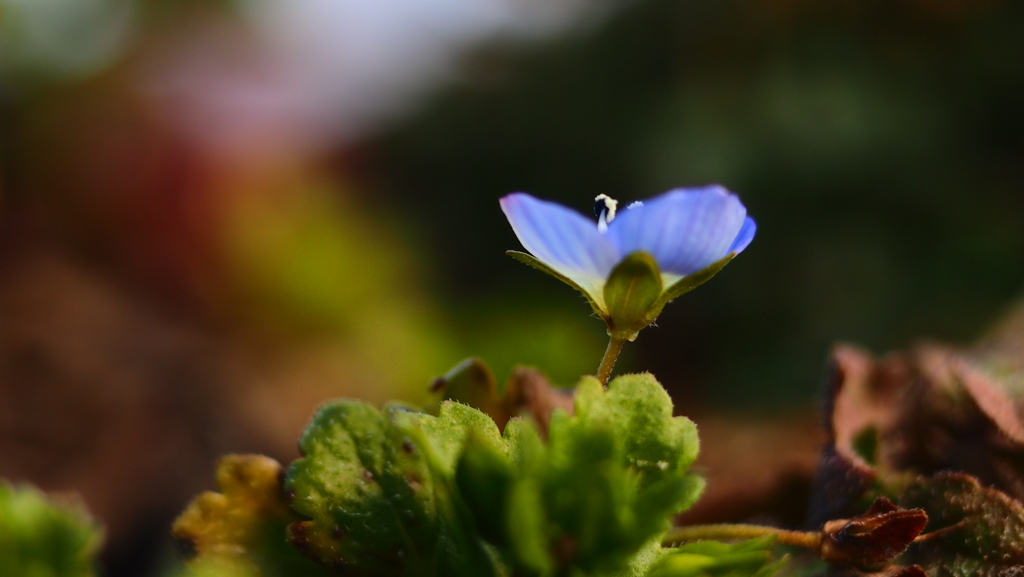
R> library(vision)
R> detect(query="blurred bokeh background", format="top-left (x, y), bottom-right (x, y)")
top-left (0, 0), bottom-right (1022, 574)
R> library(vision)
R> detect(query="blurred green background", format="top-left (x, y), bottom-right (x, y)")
top-left (0, 0), bottom-right (1022, 574)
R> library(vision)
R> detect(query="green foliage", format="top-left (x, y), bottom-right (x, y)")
top-left (0, 482), bottom-right (101, 577)
top-left (172, 455), bottom-right (330, 577)
top-left (283, 399), bottom-right (499, 577)
top-left (456, 372), bottom-right (704, 576)
top-left (647, 538), bottom-right (784, 577)
top-left (278, 371), bottom-right (723, 577)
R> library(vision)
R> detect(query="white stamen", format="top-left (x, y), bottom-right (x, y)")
top-left (594, 194), bottom-right (619, 234)
top-left (627, 201), bottom-right (643, 209)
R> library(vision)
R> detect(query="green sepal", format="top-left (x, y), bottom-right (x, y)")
top-left (509, 250), bottom-right (738, 342)
top-left (645, 254), bottom-right (735, 324)
top-left (603, 252), bottom-right (663, 341)
top-left (507, 250), bottom-right (606, 317)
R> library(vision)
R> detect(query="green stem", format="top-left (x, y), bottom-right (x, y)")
top-left (663, 524), bottom-right (822, 550)
top-left (596, 335), bottom-right (628, 385)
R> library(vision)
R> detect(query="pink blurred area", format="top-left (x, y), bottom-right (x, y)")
top-left (0, 2), bottom-right (593, 572)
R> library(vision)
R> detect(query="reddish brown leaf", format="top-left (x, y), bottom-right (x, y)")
top-left (818, 497), bottom-right (928, 572)
top-left (429, 359), bottom-right (572, 435)
top-left (810, 301), bottom-right (1024, 524)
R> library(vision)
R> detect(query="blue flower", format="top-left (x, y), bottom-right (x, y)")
top-left (501, 185), bottom-right (755, 340)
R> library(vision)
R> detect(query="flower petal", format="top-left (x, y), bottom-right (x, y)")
top-left (500, 193), bottom-right (619, 288)
top-left (606, 186), bottom-right (748, 276)
top-left (728, 217), bottom-right (757, 254)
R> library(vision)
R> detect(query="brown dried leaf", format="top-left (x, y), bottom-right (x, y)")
top-left (501, 366), bottom-right (574, 435)
top-left (818, 497), bottom-right (928, 572)
top-left (955, 359), bottom-right (1024, 445)
top-left (808, 346), bottom-right (904, 526)
top-left (428, 358), bottom-right (510, 426)
top-left (429, 359), bottom-right (572, 434)
top-left (810, 298), bottom-right (1024, 524)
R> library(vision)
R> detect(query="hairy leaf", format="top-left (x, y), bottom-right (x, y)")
top-left (457, 372), bottom-right (704, 576)
top-left (901, 473), bottom-right (1024, 576)
top-left (283, 400), bottom-right (499, 577)
top-left (809, 332), bottom-right (1024, 527)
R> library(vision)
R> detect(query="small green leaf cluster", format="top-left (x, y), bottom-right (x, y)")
top-left (0, 482), bottom-right (101, 577)
top-left (168, 369), bottom-right (787, 577)
top-left (279, 371), bottom-right (749, 577)
top-left (456, 373), bottom-right (704, 576)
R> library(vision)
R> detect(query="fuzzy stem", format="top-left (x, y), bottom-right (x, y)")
top-left (596, 335), bottom-right (628, 385)
top-left (663, 524), bottom-right (822, 550)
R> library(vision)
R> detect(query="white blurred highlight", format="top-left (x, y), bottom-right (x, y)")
top-left (136, 0), bottom-right (606, 163)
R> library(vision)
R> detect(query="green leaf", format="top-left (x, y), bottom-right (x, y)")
top-left (454, 430), bottom-right (515, 546)
top-left (612, 538), bottom-right (672, 577)
top-left (456, 372), bottom-right (704, 576)
top-left (647, 537), bottom-right (785, 577)
top-left (900, 472), bottom-right (1024, 574)
top-left (0, 481), bottom-right (101, 577)
top-left (172, 454), bottom-right (331, 577)
top-left (283, 399), bottom-right (500, 577)
top-left (507, 250), bottom-right (607, 317)
top-left (603, 252), bottom-right (663, 341)
top-left (506, 479), bottom-right (554, 574)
